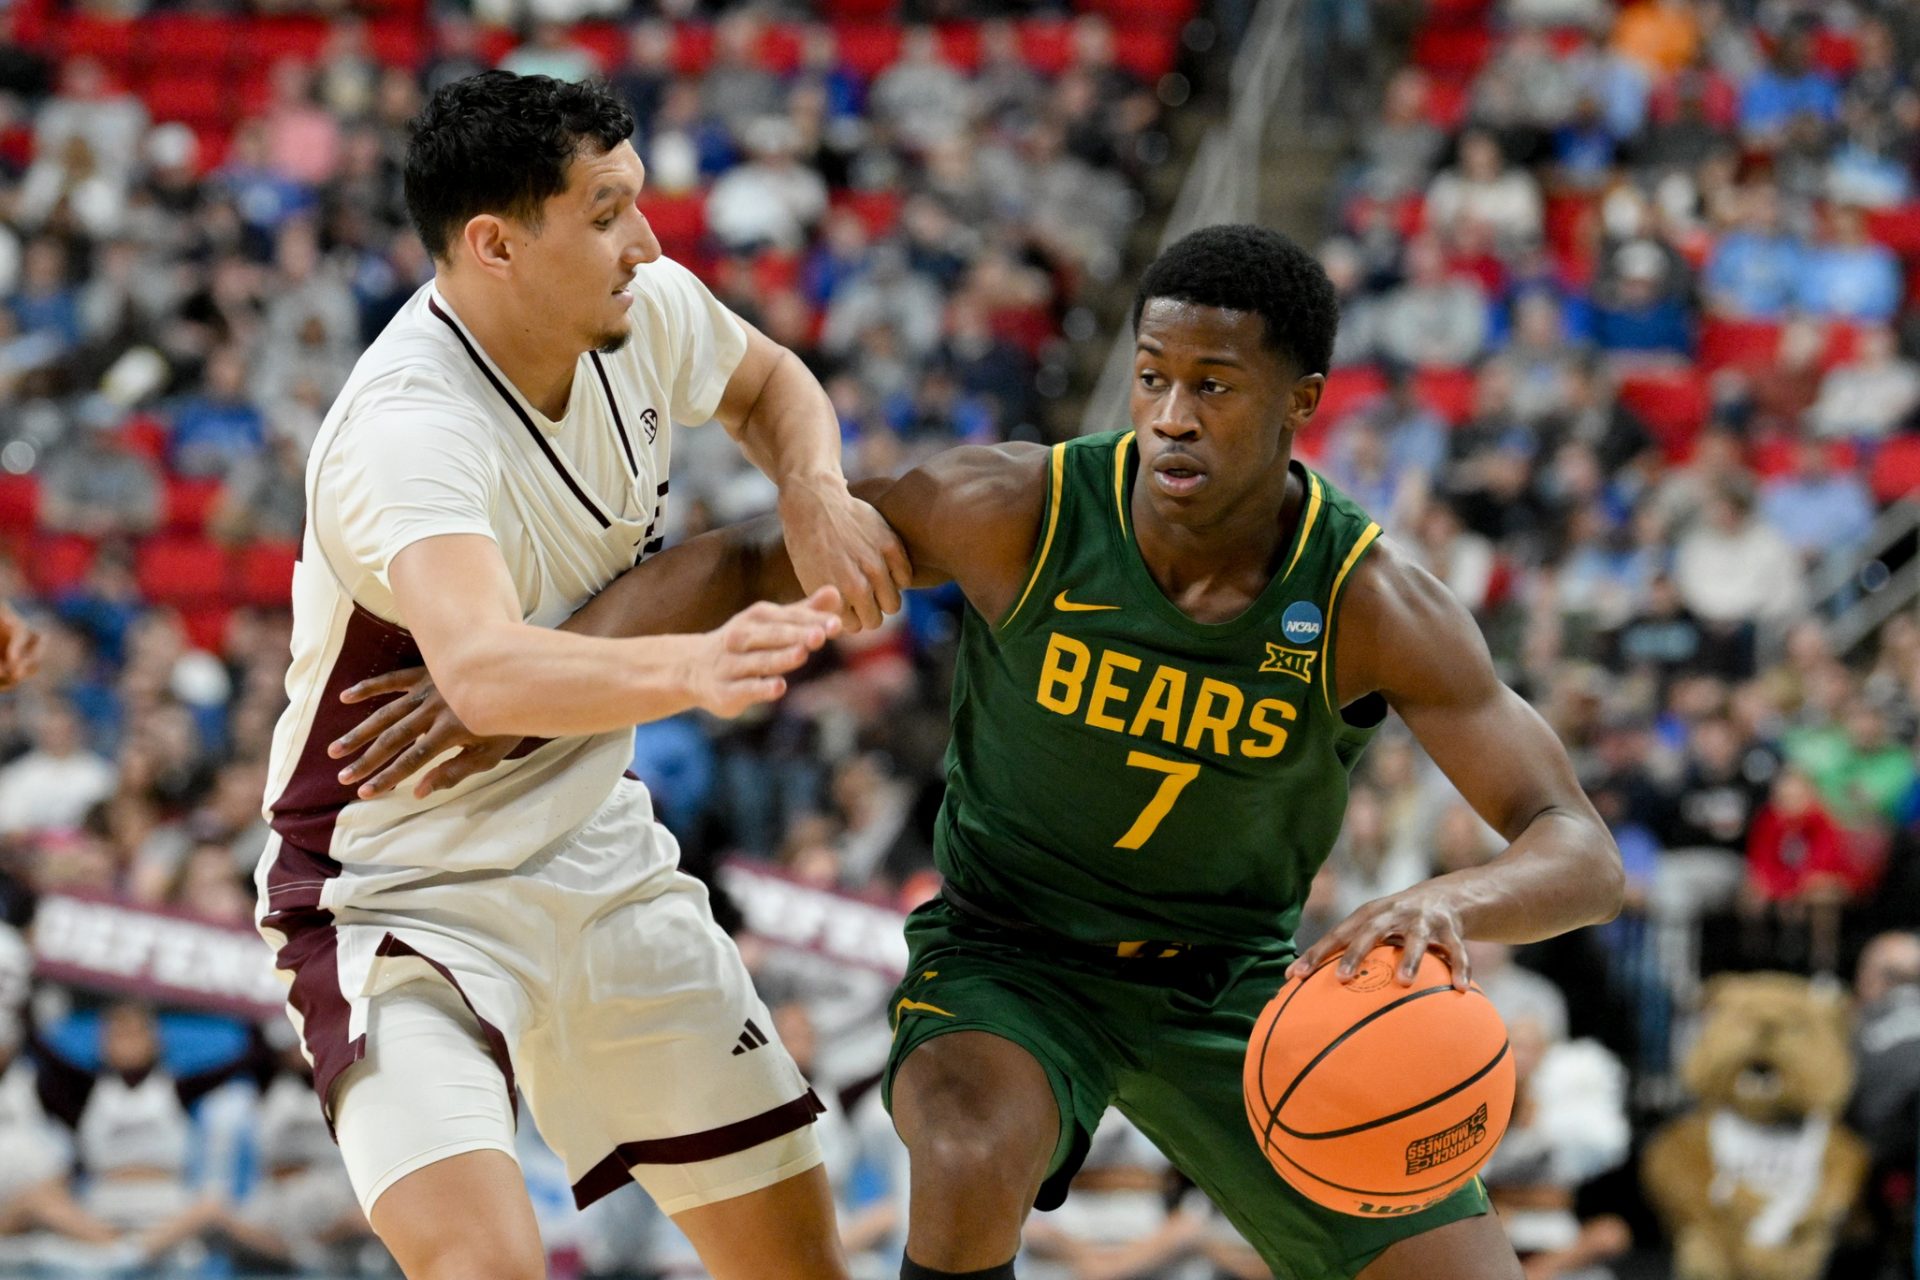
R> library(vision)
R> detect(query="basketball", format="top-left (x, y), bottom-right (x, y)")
top-left (1242, 945), bottom-right (1516, 1217)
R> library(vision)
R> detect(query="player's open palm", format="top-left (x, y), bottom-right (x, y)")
top-left (696, 587), bottom-right (843, 717)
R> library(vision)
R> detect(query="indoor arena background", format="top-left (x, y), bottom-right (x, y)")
top-left (0, 0), bottom-right (1916, 1275)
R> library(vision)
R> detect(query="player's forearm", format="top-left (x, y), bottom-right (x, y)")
top-left (731, 348), bottom-right (847, 496)
top-left (434, 624), bottom-right (708, 738)
top-left (558, 516), bottom-right (803, 641)
top-left (1438, 808), bottom-right (1625, 943)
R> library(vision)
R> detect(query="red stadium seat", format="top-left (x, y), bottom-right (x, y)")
top-left (831, 188), bottom-right (904, 237)
top-left (1699, 317), bottom-right (1782, 371)
top-left (246, 16), bottom-right (329, 64)
top-left (571, 22), bottom-right (622, 75)
top-left (1863, 203), bottom-right (1920, 257)
top-left (135, 535), bottom-right (229, 607)
top-left (759, 24), bottom-right (804, 74)
top-left (140, 15), bottom-right (239, 69)
top-left (367, 18), bottom-right (427, 69)
top-left (163, 477), bottom-right (225, 534)
top-left (1018, 20), bottom-right (1073, 75)
top-left (233, 539), bottom-right (298, 608)
top-left (138, 72), bottom-right (231, 131)
top-left (1869, 435), bottom-right (1920, 505)
top-left (60, 15), bottom-right (139, 68)
top-left (1114, 29), bottom-right (1177, 79)
top-left (0, 475), bottom-right (39, 534)
top-left (935, 24), bottom-right (982, 72)
top-left (667, 24), bottom-right (713, 74)
top-left (1619, 370), bottom-right (1712, 459)
top-left (1413, 367), bottom-right (1477, 424)
top-left (180, 605), bottom-right (233, 654)
top-left (1812, 29), bottom-right (1858, 77)
top-left (1411, 26), bottom-right (1493, 76)
top-left (475, 26), bottom-right (518, 66)
top-left (638, 193), bottom-right (706, 259)
top-left (27, 535), bottom-right (96, 596)
top-left (1313, 366), bottom-right (1387, 430)
top-left (820, 0), bottom-right (895, 19)
top-left (1426, 76), bottom-right (1472, 130)
top-left (1421, 0), bottom-right (1495, 25)
top-left (836, 24), bottom-right (902, 78)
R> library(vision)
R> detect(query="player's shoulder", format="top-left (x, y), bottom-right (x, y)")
top-left (623, 253), bottom-right (711, 312)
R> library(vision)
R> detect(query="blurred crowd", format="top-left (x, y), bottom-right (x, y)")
top-left (0, 0), bottom-right (1916, 1275)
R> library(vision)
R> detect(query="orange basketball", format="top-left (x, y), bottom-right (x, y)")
top-left (1242, 945), bottom-right (1515, 1217)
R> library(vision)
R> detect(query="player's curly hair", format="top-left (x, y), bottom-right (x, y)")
top-left (1131, 224), bottom-right (1340, 377)
top-left (405, 71), bottom-right (635, 262)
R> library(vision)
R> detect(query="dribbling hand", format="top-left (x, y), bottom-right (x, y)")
top-left (693, 587), bottom-right (843, 717)
top-left (1285, 881), bottom-right (1474, 993)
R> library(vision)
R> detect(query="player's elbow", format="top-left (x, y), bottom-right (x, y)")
top-left (428, 642), bottom-right (521, 738)
top-left (1585, 832), bottom-right (1628, 926)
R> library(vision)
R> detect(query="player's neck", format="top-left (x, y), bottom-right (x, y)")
top-left (1131, 460), bottom-right (1303, 603)
top-left (436, 274), bottom-right (581, 420)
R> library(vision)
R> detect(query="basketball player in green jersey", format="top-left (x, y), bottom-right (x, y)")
top-left (330, 225), bottom-right (1623, 1280)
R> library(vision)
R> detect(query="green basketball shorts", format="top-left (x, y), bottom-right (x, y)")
top-left (881, 898), bottom-right (1489, 1280)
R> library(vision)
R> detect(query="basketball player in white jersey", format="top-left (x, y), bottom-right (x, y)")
top-left (256, 71), bottom-right (909, 1280)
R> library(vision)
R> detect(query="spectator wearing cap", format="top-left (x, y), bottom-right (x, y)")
top-left (1592, 239), bottom-right (1692, 357)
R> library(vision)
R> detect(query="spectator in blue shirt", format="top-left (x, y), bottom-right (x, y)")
top-left (1592, 241), bottom-right (1692, 357)
top-left (1796, 204), bottom-right (1903, 322)
top-left (1760, 440), bottom-right (1877, 559)
top-left (168, 346), bottom-right (267, 479)
top-left (1739, 23), bottom-right (1841, 143)
top-left (1703, 183), bottom-right (1805, 318)
top-left (9, 236), bottom-right (80, 351)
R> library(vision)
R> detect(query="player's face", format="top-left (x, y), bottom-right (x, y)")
top-left (519, 140), bottom-right (662, 355)
top-left (1129, 299), bottom-right (1323, 523)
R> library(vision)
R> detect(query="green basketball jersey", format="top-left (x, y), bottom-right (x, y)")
top-left (935, 429), bottom-right (1387, 948)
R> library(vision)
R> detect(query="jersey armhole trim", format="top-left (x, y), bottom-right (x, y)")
top-left (997, 442), bottom-right (1068, 632)
top-left (1321, 521), bottom-right (1383, 717)
top-left (1282, 472), bottom-right (1325, 583)
top-left (1111, 430), bottom-right (1135, 533)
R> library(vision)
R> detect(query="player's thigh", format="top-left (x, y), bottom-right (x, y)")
top-left (332, 980), bottom-right (537, 1279)
top-left (1116, 951), bottom-right (1494, 1280)
top-left (1356, 1211), bottom-right (1523, 1280)
top-left (669, 1162), bottom-right (849, 1280)
top-left (529, 872), bottom-right (825, 1215)
top-left (882, 913), bottom-right (1127, 1211)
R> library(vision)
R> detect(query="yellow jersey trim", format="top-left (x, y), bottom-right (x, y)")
top-left (1283, 472), bottom-right (1324, 583)
top-left (1000, 443), bottom-right (1068, 631)
top-left (1322, 522), bottom-right (1382, 715)
top-left (892, 997), bottom-right (955, 1029)
top-left (1113, 431), bottom-right (1135, 531)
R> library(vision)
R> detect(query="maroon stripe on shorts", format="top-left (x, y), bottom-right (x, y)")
top-left (260, 838), bottom-right (360, 1127)
top-left (570, 1089), bottom-right (827, 1209)
top-left (263, 604), bottom-right (421, 1126)
top-left (372, 934), bottom-right (519, 1121)
top-left (268, 604), bottom-right (422, 852)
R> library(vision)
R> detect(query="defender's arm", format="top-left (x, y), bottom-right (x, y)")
top-left (1290, 536), bottom-right (1624, 987)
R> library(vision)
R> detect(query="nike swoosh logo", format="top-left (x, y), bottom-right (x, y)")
top-left (1054, 591), bottom-right (1121, 613)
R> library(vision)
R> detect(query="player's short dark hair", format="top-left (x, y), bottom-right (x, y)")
top-left (405, 71), bottom-right (634, 261)
top-left (1131, 224), bottom-right (1340, 377)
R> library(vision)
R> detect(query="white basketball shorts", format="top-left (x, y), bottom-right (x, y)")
top-left (259, 778), bottom-right (824, 1218)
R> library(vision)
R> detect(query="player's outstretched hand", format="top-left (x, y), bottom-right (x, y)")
top-left (0, 603), bottom-right (44, 691)
top-left (778, 479), bottom-right (912, 633)
top-left (695, 587), bottom-right (842, 717)
top-left (1284, 882), bottom-right (1473, 992)
top-left (330, 669), bottom-right (522, 800)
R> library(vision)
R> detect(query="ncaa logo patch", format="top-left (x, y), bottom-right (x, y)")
top-left (1281, 601), bottom-right (1323, 645)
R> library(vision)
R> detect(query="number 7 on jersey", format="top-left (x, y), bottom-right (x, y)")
top-left (1115, 750), bottom-right (1201, 850)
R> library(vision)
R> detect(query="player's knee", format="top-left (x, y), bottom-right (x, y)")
top-left (413, 1244), bottom-right (544, 1280)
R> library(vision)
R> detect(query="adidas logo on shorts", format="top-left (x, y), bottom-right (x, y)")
top-left (731, 1018), bottom-right (770, 1056)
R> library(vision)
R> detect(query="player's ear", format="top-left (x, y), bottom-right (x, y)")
top-left (461, 213), bottom-right (515, 276)
top-left (1288, 373), bottom-right (1326, 431)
